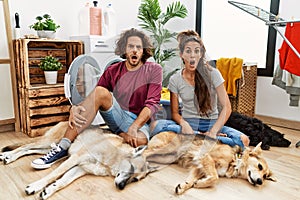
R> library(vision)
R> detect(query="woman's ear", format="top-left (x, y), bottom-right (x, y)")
top-left (179, 53), bottom-right (185, 64)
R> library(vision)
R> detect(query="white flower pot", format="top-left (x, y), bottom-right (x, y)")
top-left (37, 30), bottom-right (56, 39)
top-left (44, 71), bottom-right (58, 84)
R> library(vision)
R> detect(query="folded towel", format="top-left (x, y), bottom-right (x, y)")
top-left (161, 87), bottom-right (170, 100)
top-left (216, 57), bottom-right (243, 96)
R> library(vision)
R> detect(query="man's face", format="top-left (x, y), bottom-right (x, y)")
top-left (125, 36), bottom-right (144, 68)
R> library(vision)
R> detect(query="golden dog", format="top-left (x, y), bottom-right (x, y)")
top-left (143, 131), bottom-right (277, 194)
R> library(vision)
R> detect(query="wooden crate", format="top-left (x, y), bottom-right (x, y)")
top-left (13, 39), bottom-right (83, 137)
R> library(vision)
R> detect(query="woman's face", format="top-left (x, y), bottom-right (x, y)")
top-left (180, 41), bottom-right (202, 71)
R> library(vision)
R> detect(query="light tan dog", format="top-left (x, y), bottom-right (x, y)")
top-left (143, 131), bottom-right (277, 194)
top-left (1, 122), bottom-right (154, 199)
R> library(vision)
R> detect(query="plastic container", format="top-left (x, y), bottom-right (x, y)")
top-left (90, 1), bottom-right (102, 35)
top-left (103, 3), bottom-right (117, 36)
top-left (79, 1), bottom-right (102, 36)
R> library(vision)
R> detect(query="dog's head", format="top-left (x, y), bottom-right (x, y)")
top-left (114, 145), bottom-right (157, 190)
top-left (241, 142), bottom-right (276, 186)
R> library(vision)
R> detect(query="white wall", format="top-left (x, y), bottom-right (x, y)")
top-left (1, 0), bottom-right (300, 122)
top-left (0, 0), bottom-right (195, 120)
top-left (201, 0), bottom-right (300, 122)
top-left (256, 0), bottom-right (300, 121)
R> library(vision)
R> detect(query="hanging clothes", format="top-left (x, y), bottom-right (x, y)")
top-left (272, 65), bottom-right (300, 107)
top-left (278, 22), bottom-right (300, 76)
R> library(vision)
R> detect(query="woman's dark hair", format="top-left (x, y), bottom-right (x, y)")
top-left (177, 30), bottom-right (212, 116)
top-left (115, 28), bottom-right (153, 63)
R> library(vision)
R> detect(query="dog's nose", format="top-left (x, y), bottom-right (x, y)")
top-left (116, 181), bottom-right (126, 190)
top-left (256, 178), bottom-right (262, 185)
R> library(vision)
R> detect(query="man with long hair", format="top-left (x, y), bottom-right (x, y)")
top-left (32, 28), bottom-right (163, 169)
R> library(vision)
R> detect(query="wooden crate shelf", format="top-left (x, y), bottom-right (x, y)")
top-left (13, 39), bottom-right (83, 137)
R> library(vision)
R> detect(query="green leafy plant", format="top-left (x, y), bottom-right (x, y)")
top-left (39, 55), bottom-right (63, 71)
top-left (29, 14), bottom-right (60, 31)
top-left (138, 0), bottom-right (188, 86)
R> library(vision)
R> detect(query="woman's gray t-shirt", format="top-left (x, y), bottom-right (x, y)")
top-left (168, 68), bottom-right (224, 119)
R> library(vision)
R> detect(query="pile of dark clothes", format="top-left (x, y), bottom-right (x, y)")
top-left (225, 112), bottom-right (291, 150)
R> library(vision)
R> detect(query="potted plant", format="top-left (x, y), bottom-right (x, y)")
top-left (39, 55), bottom-right (63, 84)
top-left (138, 0), bottom-right (188, 87)
top-left (29, 14), bottom-right (60, 39)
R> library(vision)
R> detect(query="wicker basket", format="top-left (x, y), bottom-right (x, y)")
top-left (229, 65), bottom-right (257, 117)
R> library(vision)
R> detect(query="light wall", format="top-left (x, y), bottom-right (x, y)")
top-left (1, 0), bottom-right (299, 122)
top-left (201, 0), bottom-right (300, 122)
top-left (256, 0), bottom-right (300, 122)
top-left (0, 0), bottom-right (195, 120)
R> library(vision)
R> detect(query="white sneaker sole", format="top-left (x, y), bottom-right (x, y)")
top-left (31, 156), bottom-right (68, 170)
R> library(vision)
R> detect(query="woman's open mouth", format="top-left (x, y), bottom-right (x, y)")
top-left (190, 60), bottom-right (196, 65)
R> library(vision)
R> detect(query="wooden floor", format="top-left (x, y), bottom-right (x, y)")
top-left (0, 126), bottom-right (299, 200)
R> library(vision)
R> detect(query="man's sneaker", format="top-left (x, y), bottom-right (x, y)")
top-left (31, 143), bottom-right (68, 169)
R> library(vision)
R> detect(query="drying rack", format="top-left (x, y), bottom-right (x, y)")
top-left (228, 1), bottom-right (300, 59)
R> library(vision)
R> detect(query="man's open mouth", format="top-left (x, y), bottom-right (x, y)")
top-left (131, 55), bottom-right (138, 60)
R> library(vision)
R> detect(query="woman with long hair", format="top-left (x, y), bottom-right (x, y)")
top-left (151, 30), bottom-right (249, 148)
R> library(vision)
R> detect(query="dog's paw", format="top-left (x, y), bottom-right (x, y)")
top-left (39, 182), bottom-right (57, 200)
top-left (25, 185), bottom-right (36, 195)
top-left (25, 182), bottom-right (44, 196)
top-left (0, 153), bottom-right (4, 162)
top-left (0, 152), bottom-right (13, 164)
top-left (175, 183), bottom-right (185, 195)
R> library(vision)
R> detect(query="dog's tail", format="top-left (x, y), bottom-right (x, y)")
top-left (1, 139), bottom-right (41, 152)
top-left (1, 143), bottom-right (23, 152)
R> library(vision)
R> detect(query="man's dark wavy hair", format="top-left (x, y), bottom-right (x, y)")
top-left (115, 28), bottom-right (153, 63)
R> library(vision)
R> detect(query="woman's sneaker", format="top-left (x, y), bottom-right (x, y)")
top-left (31, 143), bottom-right (68, 169)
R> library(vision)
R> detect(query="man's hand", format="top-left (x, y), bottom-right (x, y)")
top-left (69, 105), bottom-right (87, 129)
top-left (126, 125), bottom-right (139, 147)
top-left (119, 125), bottom-right (147, 148)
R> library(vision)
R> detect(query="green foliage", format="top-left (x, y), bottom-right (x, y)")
top-left (138, 0), bottom-right (187, 86)
top-left (39, 55), bottom-right (63, 71)
top-left (29, 14), bottom-right (60, 31)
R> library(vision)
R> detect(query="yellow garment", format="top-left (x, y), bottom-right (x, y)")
top-left (216, 57), bottom-right (243, 96)
top-left (161, 87), bottom-right (170, 100)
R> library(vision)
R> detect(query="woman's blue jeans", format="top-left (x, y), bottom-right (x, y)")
top-left (151, 118), bottom-right (245, 148)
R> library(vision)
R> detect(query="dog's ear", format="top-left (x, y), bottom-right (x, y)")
top-left (133, 145), bottom-right (147, 157)
top-left (146, 162), bottom-right (160, 173)
top-left (265, 170), bottom-right (277, 182)
top-left (146, 162), bottom-right (166, 174)
top-left (252, 142), bottom-right (263, 155)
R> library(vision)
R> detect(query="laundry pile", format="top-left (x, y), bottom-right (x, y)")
top-left (225, 112), bottom-right (291, 150)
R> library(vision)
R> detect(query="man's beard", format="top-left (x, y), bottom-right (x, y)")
top-left (128, 55), bottom-right (142, 67)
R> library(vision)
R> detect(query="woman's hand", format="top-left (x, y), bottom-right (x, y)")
top-left (69, 105), bottom-right (87, 129)
top-left (202, 131), bottom-right (227, 139)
